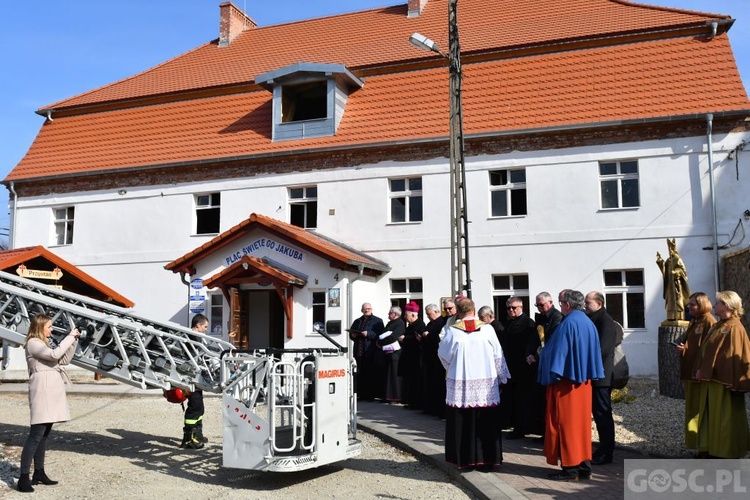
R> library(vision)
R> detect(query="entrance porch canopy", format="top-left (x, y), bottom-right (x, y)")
top-left (165, 213), bottom-right (389, 342)
top-left (165, 213), bottom-right (389, 277)
top-left (204, 255), bottom-right (307, 340)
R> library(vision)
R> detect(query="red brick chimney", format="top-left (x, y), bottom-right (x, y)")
top-left (407, 0), bottom-right (429, 18)
top-left (219, 2), bottom-right (256, 46)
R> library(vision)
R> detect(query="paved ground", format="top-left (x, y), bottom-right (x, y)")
top-left (356, 401), bottom-right (647, 500)
top-left (0, 381), bottom-right (643, 499)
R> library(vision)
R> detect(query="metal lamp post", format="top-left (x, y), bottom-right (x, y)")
top-left (409, 0), bottom-right (471, 298)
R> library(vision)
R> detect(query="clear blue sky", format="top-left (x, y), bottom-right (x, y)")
top-left (1, 0), bottom-right (748, 241)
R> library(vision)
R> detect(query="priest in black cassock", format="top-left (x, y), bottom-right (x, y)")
top-left (349, 303), bottom-right (384, 400)
top-left (498, 296), bottom-right (537, 438)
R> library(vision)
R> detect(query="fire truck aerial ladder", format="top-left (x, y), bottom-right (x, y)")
top-left (0, 270), bottom-right (361, 472)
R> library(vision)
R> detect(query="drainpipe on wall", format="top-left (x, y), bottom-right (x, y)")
top-left (180, 271), bottom-right (192, 326)
top-left (347, 264), bottom-right (366, 356)
top-left (346, 263), bottom-right (365, 437)
top-left (1, 182), bottom-right (17, 368)
top-left (8, 181), bottom-right (17, 250)
top-left (706, 113), bottom-right (721, 292)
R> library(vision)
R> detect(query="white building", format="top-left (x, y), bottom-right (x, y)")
top-left (2, 0), bottom-right (749, 378)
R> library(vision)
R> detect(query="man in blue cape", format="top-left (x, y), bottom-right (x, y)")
top-left (538, 289), bottom-right (604, 481)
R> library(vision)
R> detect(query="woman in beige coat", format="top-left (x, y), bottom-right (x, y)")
top-left (17, 314), bottom-right (79, 493)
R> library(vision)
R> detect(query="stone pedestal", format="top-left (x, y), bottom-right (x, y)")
top-left (658, 321), bottom-right (688, 399)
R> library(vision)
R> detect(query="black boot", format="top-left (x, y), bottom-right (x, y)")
top-left (180, 426), bottom-right (204, 449)
top-left (32, 468), bottom-right (59, 485)
top-left (17, 473), bottom-right (34, 493)
top-left (194, 422), bottom-right (208, 444)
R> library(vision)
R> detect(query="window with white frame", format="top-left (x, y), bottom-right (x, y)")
top-left (53, 207), bottom-right (75, 246)
top-left (491, 273), bottom-right (530, 323)
top-left (489, 169), bottom-right (527, 217)
top-left (389, 177), bottom-right (422, 223)
top-left (209, 294), bottom-right (224, 337)
top-left (603, 269), bottom-right (645, 328)
top-left (289, 186), bottom-right (317, 229)
top-left (195, 193), bottom-right (221, 235)
top-left (599, 160), bottom-right (639, 209)
top-left (390, 277), bottom-right (423, 312)
top-left (312, 290), bottom-right (326, 330)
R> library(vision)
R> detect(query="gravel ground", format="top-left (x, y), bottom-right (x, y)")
top-left (0, 392), bottom-right (473, 499)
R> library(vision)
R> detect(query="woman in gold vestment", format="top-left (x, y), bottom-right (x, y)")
top-left (675, 293), bottom-right (715, 453)
top-left (695, 291), bottom-right (750, 458)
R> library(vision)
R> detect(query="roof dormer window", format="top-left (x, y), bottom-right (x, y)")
top-left (282, 81), bottom-right (327, 122)
top-left (255, 63), bottom-right (363, 142)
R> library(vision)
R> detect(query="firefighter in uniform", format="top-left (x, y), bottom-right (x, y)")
top-left (181, 314), bottom-right (209, 449)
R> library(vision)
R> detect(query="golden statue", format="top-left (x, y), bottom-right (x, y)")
top-left (656, 238), bottom-right (690, 322)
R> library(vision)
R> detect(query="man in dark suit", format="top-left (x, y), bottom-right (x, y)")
top-left (499, 296), bottom-right (537, 438)
top-left (584, 291), bottom-right (618, 465)
top-left (349, 303), bottom-right (385, 400)
top-left (525, 292), bottom-right (564, 438)
top-left (533, 291), bottom-right (563, 347)
top-left (420, 303), bottom-right (446, 416)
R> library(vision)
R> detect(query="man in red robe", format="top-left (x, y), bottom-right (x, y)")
top-left (538, 290), bottom-right (604, 481)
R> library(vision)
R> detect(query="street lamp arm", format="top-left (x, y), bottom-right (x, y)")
top-left (409, 32), bottom-right (446, 58)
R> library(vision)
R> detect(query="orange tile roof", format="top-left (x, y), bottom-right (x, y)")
top-left (0, 246), bottom-right (134, 307)
top-left (165, 213), bottom-right (390, 276)
top-left (40, 0), bottom-right (730, 110)
top-left (5, 0), bottom-right (748, 182)
top-left (8, 33), bottom-right (747, 182)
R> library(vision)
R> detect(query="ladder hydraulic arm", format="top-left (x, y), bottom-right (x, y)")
top-left (0, 270), bottom-right (233, 393)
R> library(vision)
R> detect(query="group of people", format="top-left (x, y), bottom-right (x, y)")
top-left (15, 288), bottom-right (750, 491)
top-left (437, 291), bottom-right (615, 480)
top-left (351, 288), bottom-right (621, 480)
top-left (675, 290), bottom-right (750, 459)
top-left (349, 300), bottom-right (449, 417)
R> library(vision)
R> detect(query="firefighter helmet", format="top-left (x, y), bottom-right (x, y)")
top-left (163, 388), bottom-right (189, 404)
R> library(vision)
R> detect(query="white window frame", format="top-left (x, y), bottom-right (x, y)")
top-left (289, 186), bottom-right (318, 229)
top-left (603, 269), bottom-right (646, 329)
top-left (208, 293), bottom-right (224, 338)
top-left (390, 277), bottom-right (423, 297)
top-left (389, 277), bottom-right (423, 312)
top-left (53, 206), bottom-right (75, 246)
top-left (489, 168), bottom-right (527, 218)
top-left (389, 177), bottom-right (423, 223)
top-left (310, 290), bottom-right (327, 333)
top-left (491, 273), bottom-right (530, 320)
top-left (195, 193), bottom-right (221, 235)
top-left (598, 160), bottom-right (640, 210)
